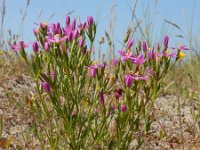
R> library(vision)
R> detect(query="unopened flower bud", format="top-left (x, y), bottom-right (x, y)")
top-left (78, 37), bottom-right (84, 48)
top-left (164, 35), bottom-right (169, 48)
top-left (142, 41), bottom-right (147, 52)
top-left (33, 28), bottom-right (39, 36)
top-left (99, 92), bottom-right (104, 104)
top-left (65, 16), bottom-right (70, 26)
top-left (121, 104), bottom-right (127, 112)
top-left (44, 42), bottom-right (50, 51)
top-left (72, 29), bottom-right (79, 39)
top-left (127, 38), bottom-right (134, 49)
top-left (32, 41), bottom-right (39, 52)
top-left (123, 27), bottom-right (131, 43)
top-left (42, 81), bottom-right (50, 93)
top-left (87, 16), bottom-right (94, 27)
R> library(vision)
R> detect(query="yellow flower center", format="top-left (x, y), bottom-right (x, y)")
top-left (178, 52), bottom-right (185, 60)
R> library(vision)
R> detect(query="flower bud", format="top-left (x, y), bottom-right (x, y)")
top-left (87, 16), bottom-right (94, 27)
top-left (90, 66), bottom-right (96, 78)
top-left (71, 19), bottom-right (76, 30)
top-left (114, 89), bottom-right (123, 100)
top-left (33, 28), bottom-right (39, 36)
top-left (52, 22), bottom-right (60, 35)
top-left (78, 22), bottom-right (87, 31)
top-left (42, 81), bottom-right (50, 93)
top-left (142, 41), bottom-right (147, 52)
top-left (123, 27), bottom-right (131, 43)
top-left (125, 75), bottom-right (133, 87)
top-left (67, 31), bottom-right (73, 41)
top-left (65, 16), bottom-right (70, 26)
top-left (156, 43), bottom-right (160, 50)
top-left (121, 104), bottom-right (127, 112)
top-left (32, 41), bottom-right (39, 52)
top-left (44, 42), bottom-right (50, 51)
top-left (72, 29), bottom-right (79, 39)
top-left (149, 49), bottom-right (156, 60)
top-left (99, 92), bottom-right (104, 104)
top-left (83, 45), bottom-right (87, 54)
top-left (78, 37), bottom-right (84, 48)
top-left (164, 35), bottom-right (169, 48)
top-left (127, 38), bottom-right (134, 49)
top-left (40, 22), bottom-right (48, 30)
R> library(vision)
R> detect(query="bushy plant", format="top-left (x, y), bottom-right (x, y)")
top-left (11, 16), bottom-right (188, 149)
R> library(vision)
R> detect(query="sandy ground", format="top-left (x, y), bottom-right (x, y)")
top-left (0, 74), bottom-right (200, 149)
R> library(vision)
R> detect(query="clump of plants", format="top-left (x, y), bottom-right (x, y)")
top-left (11, 16), bottom-right (188, 149)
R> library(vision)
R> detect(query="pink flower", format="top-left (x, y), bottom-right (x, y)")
top-left (125, 73), bottom-right (149, 87)
top-left (11, 41), bottom-right (29, 52)
top-left (162, 51), bottom-right (176, 58)
top-left (119, 50), bottom-right (135, 62)
top-left (171, 44), bottom-right (189, 51)
top-left (62, 26), bottom-right (73, 36)
top-left (132, 54), bottom-right (145, 65)
top-left (50, 22), bottom-right (61, 35)
top-left (46, 34), bottom-right (67, 43)
top-left (88, 64), bottom-right (104, 78)
top-left (125, 75), bottom-right (134, 87)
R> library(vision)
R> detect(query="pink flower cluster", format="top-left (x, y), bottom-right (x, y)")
top-left (11, 16), bottom-right (95, 54)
